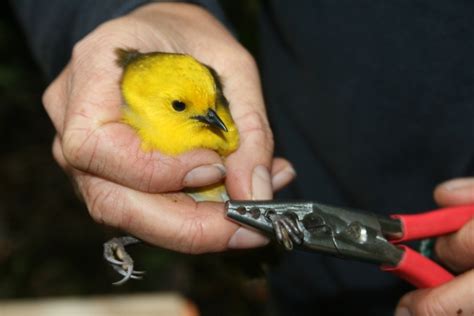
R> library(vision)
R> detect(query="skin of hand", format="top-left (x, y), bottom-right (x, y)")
top-left (395, 178), bottom-right (474, 316)
top-left (42, 3), bottom-right (296, 253)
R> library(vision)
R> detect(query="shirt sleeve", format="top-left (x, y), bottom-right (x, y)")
top-left (10, 0), bottom-right (229, 80)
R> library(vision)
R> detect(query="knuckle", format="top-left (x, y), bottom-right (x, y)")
top-left (456, 220), bottom-right (474, 267)
top-left (137, 154), bottom-right (158, 192)
top-left (71, 23), bottom-right (118, 71)
top-left (71, 24), bottom-right (113, 62)
top-left (461, 220), bottom-right (474, 253)
top-left (237, 48), bottom-right (257, 69)
top-left (132, 151), bottom-right (182, 192)
top-left (71, 41), bottom-right (82, 61)
top-left (42, 69), bottom-right (69, 115)
top-left (239, 110), bottom-right (270, 136)
top-left (61, 128), bottom-right (92, 169)
top-left (86, 191), bottom-right (108, 224)
top-left (61, 130), bottom-right (81, 166)
top-left (436, 220), bottom-right (474, 271)
top-left (71, 38), bottom-right (90, 66)
top-left (434, 238), bottom-right (450, 263)
top-left (42, 83), bottom-right (56, 111)
top-left (455, 226), bottom-right (474, 256)
top-left (176, 215), bottom-right (206, 254)
top-left (227, 47), bottom-right (258, 74)
top-left (51, 138), bottom-right (63, 165)
top-left (61, 125), bottom-right (101, 172)
top-left (238, 110), bottom-right (274, 153)
top-left (136, 155), bottom-right (164, 192)
top-left (83, 180), bottom-right (120, 226)
top-left (215, 45), bottom-right (258, 77)
top-left (71, 41), bottom-right (102, 76)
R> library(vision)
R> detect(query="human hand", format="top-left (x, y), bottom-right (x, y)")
top-left (43, 3), bottom-right (295, 253)
top-left (395, 178), bottom-right (474, 315)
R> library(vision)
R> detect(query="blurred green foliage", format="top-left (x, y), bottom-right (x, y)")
top-left (0, 1), bottom-right (275, 315)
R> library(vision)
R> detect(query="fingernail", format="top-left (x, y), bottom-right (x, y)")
top-left (183, 164), bottom-right (226, 187)
top-left (252, 165), bottom-right (272, 200)
top-left (272, 166), bottom-right (296, 191)
top-left (394, 307), bottom-right (411, 316)
top-left (228, 227), bottom-right (270, 248)
top-left (442, 178), bottom-right (474, 191)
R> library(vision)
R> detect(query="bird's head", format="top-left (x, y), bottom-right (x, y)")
top-left (117, 49), bottom-right (239, 156)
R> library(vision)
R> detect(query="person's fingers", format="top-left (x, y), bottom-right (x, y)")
top-left (227, 156), bottom-right (296, 249)
top-left (73, 169), bottom-right (269, 252)
top-left (218, 54), bottom-right (274, 200)
top-left (395, 269), bottom-right (474, 316)
top-left (434, 218), bottom-right (474, 272)
top-left (63, 117), bottom-right (225, 192)
top-left (434, 178), bottom-right (474, 207)
top-left (52, 135), bottom-right (86, 201)
top-left (432, 178), bottom-right (474, 272)
top-left (42, 65), bottom-right (70, 135)
top-left (52, 135), bottom-right (69, 172)
top-left (271, 157), bottom-right (296, 192)
top-left (227, 227), bottom-right (269, 249)
top-left (58, 128), bottom-right (271, 250)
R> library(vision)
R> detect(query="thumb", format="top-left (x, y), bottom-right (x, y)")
top-left (220, 54), bottom-right (274, 200)
top-left (395, 270), bottom-right (474, 316)
top-left (434, 177), bottom-right (474, 207)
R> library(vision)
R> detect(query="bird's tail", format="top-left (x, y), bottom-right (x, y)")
top-left (115, 48), bottom-right (142, 67)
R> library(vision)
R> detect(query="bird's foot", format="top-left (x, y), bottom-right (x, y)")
top-left (103, 236), bottom-right (145, 285)
top-left (267, 212), bottom-right (304, 250)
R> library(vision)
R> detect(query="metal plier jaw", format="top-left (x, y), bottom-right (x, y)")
top-left (226, 200), bottom-right (404, 266)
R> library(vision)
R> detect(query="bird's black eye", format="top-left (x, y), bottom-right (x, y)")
top-left (172, 100), bottom-right (186, 112)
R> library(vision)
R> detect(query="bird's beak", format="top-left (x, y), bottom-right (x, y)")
top-left (194, 109), bottom-right (228, 132)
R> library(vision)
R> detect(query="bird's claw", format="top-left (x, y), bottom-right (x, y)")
top-left (267, 212), bottom-right (304, 250)
top-left (111, 264), bottom-right (146, 286)
top-left (103, 236), bottom-right (144, 285)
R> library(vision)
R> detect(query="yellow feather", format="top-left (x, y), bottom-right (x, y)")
top-left (117, 49), bottom-right (239, 201)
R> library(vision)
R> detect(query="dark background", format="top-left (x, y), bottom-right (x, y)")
top-left (0, 1), bottom-right (271, 315)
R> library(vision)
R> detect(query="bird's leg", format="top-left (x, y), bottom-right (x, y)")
top-left (103, 235), bottom-right (145, 285)
top-left (267, 212), bottom-right (304, 250)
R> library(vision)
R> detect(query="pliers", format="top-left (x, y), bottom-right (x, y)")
top-left (225, 200), bottom-right (474, 288)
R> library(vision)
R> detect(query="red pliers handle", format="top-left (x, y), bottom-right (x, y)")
top-left (383, 205), bottom-right (474, 288)
top-left (226, 200), bottom-right (474, 288)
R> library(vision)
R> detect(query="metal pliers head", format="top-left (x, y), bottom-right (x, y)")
top-left (226, 200), bottom-right (310, 250)
top-left (226, 200), bottom-right (403, 266)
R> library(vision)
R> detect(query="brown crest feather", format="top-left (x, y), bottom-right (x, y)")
top-left (115, 48), bottom-right (142, 67)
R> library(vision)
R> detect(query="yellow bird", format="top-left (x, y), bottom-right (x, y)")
top-left (104, 48), bottom-right (240, 284)
top-left (117, 48), bottom-right (239, 201)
